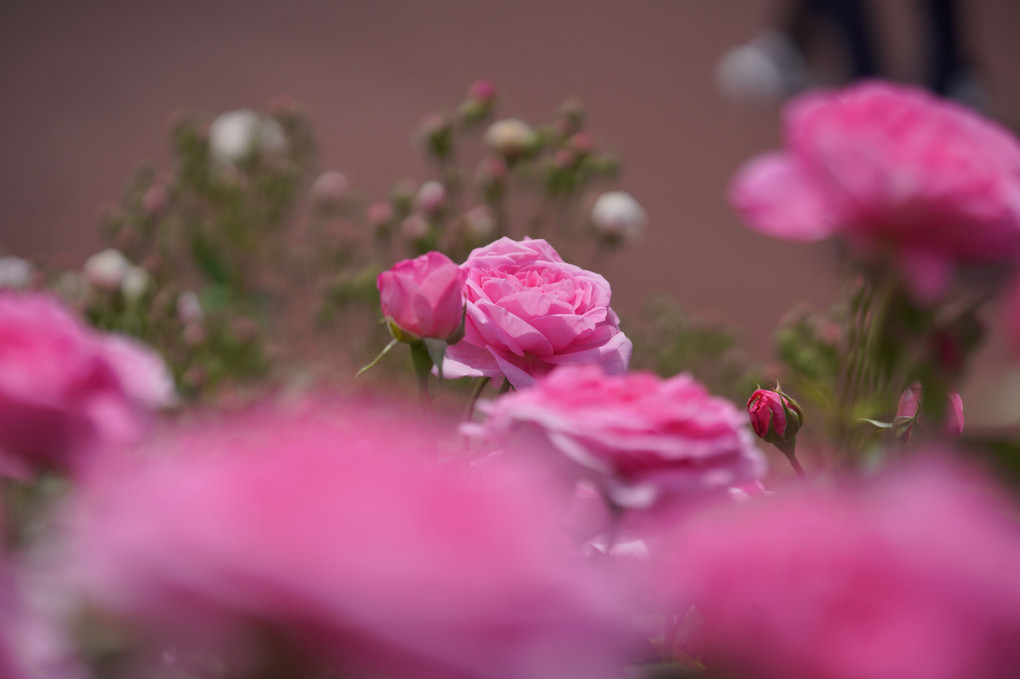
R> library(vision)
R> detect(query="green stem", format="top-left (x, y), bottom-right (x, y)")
top-left (775, 439), bottom-right (806, 480)
top-left (410, 342), bottom-right (434, 421)
top-left (464, 376), bottom-right (491, 422)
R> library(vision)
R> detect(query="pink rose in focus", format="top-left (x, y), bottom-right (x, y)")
top-left (377, 251), bottom-right (466, 342)
top-left (69, 403), bottom-right (631, 679)
top-left (746, 388), bottom-right (803, 444)
top-left (730, 81), bottom-right (1020, 303)
top-left (896, 382), bottom-right (964, 441)
top-left (470, 365), bottom-right (765, 509)
top-left (656, 460), bottom-right (1020, 679)
top-left (0, 293), bottom-right (166, 479)
top-left (443, 238), bottom-right (632, 388)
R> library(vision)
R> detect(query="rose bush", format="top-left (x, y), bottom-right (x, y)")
top-left (730, 81), bottom-right (1020, 303)
top-left (470, 365), bottom-right (765, 509)
top-left (443, 238), bottom-right (632, 388)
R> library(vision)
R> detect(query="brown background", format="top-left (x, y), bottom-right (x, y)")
top-left (2, 0), bottom-right (1019, 422)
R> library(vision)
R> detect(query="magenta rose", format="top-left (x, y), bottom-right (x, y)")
top-left (443, 237), bottom-right (632, 388)
top-left (656, 460), bottom-right (1020, 679)
top-left (747, 388), bottom-right (803, 444)
top-left (377, 251), bottom-right (466, 342)
top-left (471, 365), bottom-right (766, 509)
top-left (730, 81), bottom-right (1020, 303)
top-left (0, 292), bottom-right (170, 479)
top-left (70, 402), bottom-right (631, 679)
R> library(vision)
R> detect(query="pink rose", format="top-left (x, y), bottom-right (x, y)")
top-left (896, 382), bottom-right (964, 441)
top-left (470, 365), bottom-right (766, 509)
top-left (656, 460), bottom-right (1020, 679)
top-left (0, 293), bottom-right (167, 479)
top-left (70, 402), bottom-right (631, 679)
top-left (746, 388), bottom-right (803, 443)
top-left (730, 81), bottom-right (1020, 303)
top-left (443, 237), bottom-right (632, 388)
top-left (377, 251), bottom-right (466, 342)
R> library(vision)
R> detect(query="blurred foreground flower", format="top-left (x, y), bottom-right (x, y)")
top-left (0, 293), bottom-right (172, 480)
top-left (730, 81), bottom-right (1020, 303)
top-left (470, 365), bottom-right (765, 510)
top-left (69, 403), bottom-right (631, 679)
top-left (656, 459), bottom-right (1020, 679)
top-left (442, 238), bottom-right (632, 388)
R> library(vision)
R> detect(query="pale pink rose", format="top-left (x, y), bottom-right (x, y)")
top-left (0, 293), bottom-right (150, 479)
top-left (656, 460), bottom-right (1020, 679)
top-left (470, 365), bottom-right (765, 509)
top-left (730, 81), bottom-right (1020, 303)
top-left (377, 251), bottom-right (466, 341)
top-left (99, 334), bottom-right (176, 409)
top-left (896, 382), bottom-right (964, 441)
top-left (69, 403), bottom-right (631, 679)
top-left (444, 238), bottom-right (632, 388)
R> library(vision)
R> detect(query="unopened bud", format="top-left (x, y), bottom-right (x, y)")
top-left (413, 181), bottom-right (447, 216)
top-left (747, 387), bottom-right (803, 444)
top-left (310, 171), bottom-right (350, 204)
top-left (484, 118), bottom-right (536, 162)
top-left (84, 249), bottom-right (132, 291)
top-left (591, 191), bottom-right (646, 243)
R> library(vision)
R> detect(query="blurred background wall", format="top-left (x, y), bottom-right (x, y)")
top-left (2, 0), bottom-right (1019, 418)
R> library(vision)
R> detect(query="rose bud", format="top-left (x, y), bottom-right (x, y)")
top-left (468, 79), bottom-right (498, 104)
top-left (747, 387), bottom-right (803, 445)
top-left (484, 119), bottom-right (536, 163)
top-left (590, 191), bottom-right (647, 244)
top-left (377, 251), bottom-right (466, 344)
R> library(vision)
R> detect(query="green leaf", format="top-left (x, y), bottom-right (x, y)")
top-left (423, 338), bottom-right (447, 381)
top-left (355, 339), bottom-right (399, 379)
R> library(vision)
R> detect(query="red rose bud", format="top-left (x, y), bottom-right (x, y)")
top-left (747, 388), bottom-right (803, 444)
top-left (377, 251), bottom-right (466, 343)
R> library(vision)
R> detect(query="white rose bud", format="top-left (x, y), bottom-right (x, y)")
top-left (591, 191), bottom-right (647, 243)
top-left (484, 118), bottom-right (535, 161)
top-left (121, 266), bottom-right (150, 302)
top-left (209, 109), bottom-right (288, 165)
top-left (84, 249), bottom-right (132, 290)
top-left (0, 257), bottom-right (33, 289)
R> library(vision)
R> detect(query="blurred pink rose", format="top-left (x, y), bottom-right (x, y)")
top-left (0, 293), bottom-right (168, 479)
top-left (70, 403), bottom-right (631, 679)
top-left (444, 238), bottom-right (632, 388)
top-left (730, 81), bottom-right (1020, 303)
top-left (470, 366), bottom-right (765, 509)
top-left (896, 382), bottom-right (964, 441)
top-left (656, 460), bottom-right (1020, 679)
top-left (377, 251), bottom-right (466, 341)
